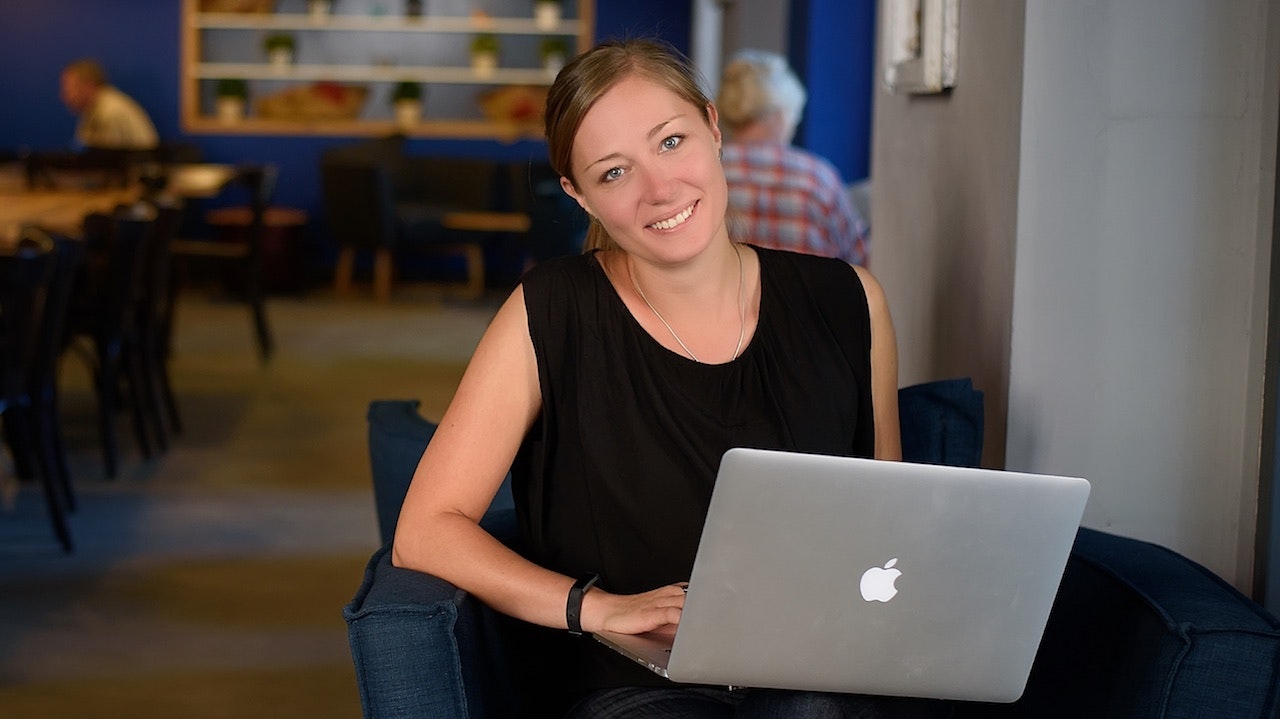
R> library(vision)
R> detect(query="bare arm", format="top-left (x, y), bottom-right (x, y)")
top-left (391, 287), bottom-right (683, 634)
top-left (853, 265), bottom-right (901, 460)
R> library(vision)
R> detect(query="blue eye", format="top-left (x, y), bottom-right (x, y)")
top-left (661, 135), bottom-right (683, 151)
top-left (601, 167), bottom-right (624, 183)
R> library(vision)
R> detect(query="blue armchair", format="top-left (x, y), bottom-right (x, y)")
top-left (344, 382), bottom-right (1280, 718)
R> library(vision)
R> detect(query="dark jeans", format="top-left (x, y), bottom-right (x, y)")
top-left (566, 686), bottom-right (956, 719)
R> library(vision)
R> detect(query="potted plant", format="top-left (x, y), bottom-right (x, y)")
top-left (539, 37), bottom-right (568, 77)
top-left (391, 81), bottom-right (423, 127)
top-left (469, 34), bottom-right (500, 77)
top-left (308, 0), bottom-right (334, 23)
top-left (533, 0), bottom-right (562, 31)
top-left (215, 78), bottom-right (249, 123)
top-left (264, 33), bottom-right (296, 70)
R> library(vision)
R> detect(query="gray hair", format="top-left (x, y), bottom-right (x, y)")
top-left (716, 49), bottom-right (806, 137)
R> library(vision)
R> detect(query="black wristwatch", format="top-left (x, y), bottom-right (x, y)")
top-left (566, 572), bottom-right (600, 636)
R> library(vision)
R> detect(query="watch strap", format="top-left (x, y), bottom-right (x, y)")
top-left (566, 572), bottom-right (600, 636)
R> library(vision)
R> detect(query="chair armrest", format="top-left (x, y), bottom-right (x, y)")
top-left (958, 528), bottom-right (1280, 718)
top-left (344, 544), bottom-right (520, 719)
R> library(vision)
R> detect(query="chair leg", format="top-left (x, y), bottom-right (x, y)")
top-left (334, 246), bottom-right (356, 296)
top-left (156, 353), bottom-right (183, 435)
top-left (121, 341), bottom-right (156, 459)
top-left (41, 391), bottom-right (76, 512)
top-left (373, 248), bottom-right (393, 302)
top-left (462, 244), bottom-right (485, 300)
top-left (95, 349), bottom-right (121, 479)
top-left (11, 406), bottom-right (74, 552)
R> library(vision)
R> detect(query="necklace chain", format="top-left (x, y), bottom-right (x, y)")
top-left (631, 244), bottom-right (746, 363)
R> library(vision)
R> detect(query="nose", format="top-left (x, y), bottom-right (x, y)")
top-left (638, 161), bottom-right (678, 206)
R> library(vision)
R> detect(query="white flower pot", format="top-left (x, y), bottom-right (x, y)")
top-left (394, 100), bottom-right (421, 128)
top-left (542, 53), bottom-right (565, 78)
top-left (534, 2), bottom-right (562, 31)
top-left (269, 48), bottom-right (294, 72)
top-left (309, 0), bottom-right (330, 23)
top-left (216, 97), bottom-right (245, 123)
top-left (471, 52), bottom-right (497, 78)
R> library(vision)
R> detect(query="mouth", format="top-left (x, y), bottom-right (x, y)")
top-left (647, 201), bottom-right (697, 231)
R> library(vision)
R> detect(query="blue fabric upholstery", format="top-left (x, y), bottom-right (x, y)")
top-left (365, 399), bottom-right (514, 546)
top-left (344, 544), bottom-right (519, 719)
top-left (957, 528), bottom-right (1280, 718)
top-left (350, 400), bottom-right (518, 718)
top-left (898, 377), bottom-right (984, 467)
top-left (348, 392), bottom-right (1280, 719)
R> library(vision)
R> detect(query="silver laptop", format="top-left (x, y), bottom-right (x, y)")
top-left (594, 448), bottom-right (1090, 703)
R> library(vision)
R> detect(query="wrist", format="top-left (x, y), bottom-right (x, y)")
top-left (566, 572), bottom-right (600, 636)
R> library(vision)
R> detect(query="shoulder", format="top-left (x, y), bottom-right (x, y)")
top-left (521, 251), bottom-right (597, 289)
top-left (755, 245), bottom-right (865, 299)
top-left (519, 252), bottom-right (602, 322)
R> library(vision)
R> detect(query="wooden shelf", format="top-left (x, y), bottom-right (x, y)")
top-left (194, 62), bottom-right (559, 85)
top-left (180, 0), bottom-right (594, 139)
top-left (196, 12), bottom-right (579, 35)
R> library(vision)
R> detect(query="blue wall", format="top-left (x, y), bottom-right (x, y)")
top-left (790, 0), bottom-right (877, 183)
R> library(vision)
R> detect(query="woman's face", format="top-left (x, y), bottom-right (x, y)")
top-left (561, 73), bottom-right (728, 265)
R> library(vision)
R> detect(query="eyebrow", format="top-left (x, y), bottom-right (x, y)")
top-left (582, 113), bottom-right (685, 173)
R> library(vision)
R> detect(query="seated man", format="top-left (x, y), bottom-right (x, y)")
top-left (717, 49), bottom-right (870, 266)
top-left (60, 58), bottom-right (158, 151)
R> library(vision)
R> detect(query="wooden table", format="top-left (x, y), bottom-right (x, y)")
top-left (160, 163), bottom-right (237, 199)
top-left (0, 165), bottom-right (141, 242)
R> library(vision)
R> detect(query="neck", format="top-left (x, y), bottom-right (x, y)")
top-left (625, 242), bottom-right (748, 363)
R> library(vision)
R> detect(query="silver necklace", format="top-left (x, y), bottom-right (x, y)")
top-left (631, 244), bottom-right (746, 363)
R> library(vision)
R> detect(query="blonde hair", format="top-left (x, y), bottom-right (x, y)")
top-left (544, 38), bottom-right (713, 252)
top-left (716, 49), bottom-right (806, 138)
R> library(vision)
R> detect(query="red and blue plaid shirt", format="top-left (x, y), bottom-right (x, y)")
top-left (721, 141), bottom-right (869, 266)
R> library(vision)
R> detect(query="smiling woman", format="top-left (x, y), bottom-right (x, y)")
top-left (388, 38), bottom-right (920, 718)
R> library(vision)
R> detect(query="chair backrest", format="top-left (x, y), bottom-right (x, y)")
top-left (137, 198), bottom-right (182, 334)
top-left (77, 205), bottom-right (154, 341)
top-left (509, 162), bottom-right (588, 264)
top-left (320, 159), bottom-right (397, 251)
top-left (234, 164), bottom-right (278, 253)
top-left (366, 399), bottom-right (514, 546)
top-left (398, 157), bottom-right (499, 210)
top-left (898, 377), bottom-right (985, 467)
top-left (27, 229), bottom-right (85, 394)
top-left (0, 234), bottom-right (56, 400)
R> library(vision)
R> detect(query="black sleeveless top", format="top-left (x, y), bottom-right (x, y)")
top-left (513, 245), bottom-right (874, 696)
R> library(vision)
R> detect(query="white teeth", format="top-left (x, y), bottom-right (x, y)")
top-left (649, 204), bottom-right (694, 230)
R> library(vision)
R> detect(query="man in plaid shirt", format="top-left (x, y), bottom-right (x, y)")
top-left (717, 50), bottom-right (870, 266)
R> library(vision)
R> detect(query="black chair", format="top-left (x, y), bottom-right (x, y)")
top-left (0, 231), bottom-right (73, 551)
top-left (133, 197), bottom-right (184, 450)
top-left (170, 164), bottom-right (278, 362)
top-left (64, 205), bottom-right (156, 479)
top-left (26, 228), bottom-right (86, 513)
top-left (505, 161), bottom-right (587, 266)
top-left (321, 139), bottom-right (496, 301)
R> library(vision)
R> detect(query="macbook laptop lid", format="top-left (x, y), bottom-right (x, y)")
top-left (595, 448), bottom-right (1090, 703)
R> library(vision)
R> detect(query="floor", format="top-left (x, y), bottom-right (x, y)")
top-left (0, 287), bottom-right (500, 717)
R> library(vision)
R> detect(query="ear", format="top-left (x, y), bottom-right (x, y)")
top-left (706, 103), bottom-right (723, 153)
top-left (560, 175), bottom-right (592, 216)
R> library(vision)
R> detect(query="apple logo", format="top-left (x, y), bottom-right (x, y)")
top-left (859, 558), bottom-right (902, 602)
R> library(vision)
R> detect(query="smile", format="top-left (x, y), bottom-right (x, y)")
top-left (648, 202), bottom-right (696, 231)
